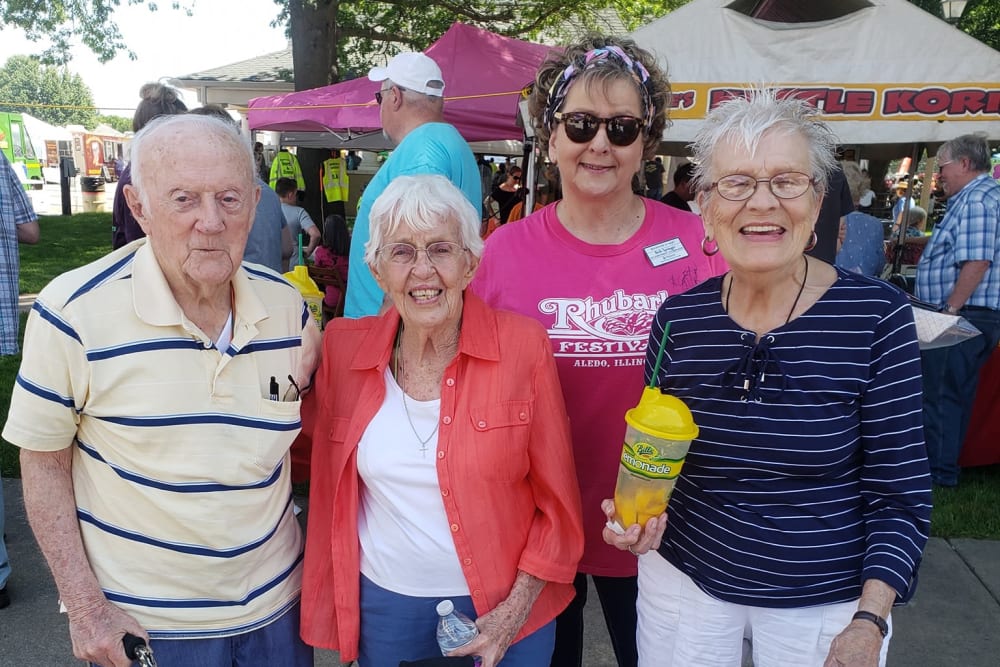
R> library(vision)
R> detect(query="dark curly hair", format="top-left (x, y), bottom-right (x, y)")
top-left (528, 35), bottom-right (671, 160)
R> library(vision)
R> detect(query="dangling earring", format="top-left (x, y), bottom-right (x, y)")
top-left (701, 236), bottom-right (720, 256)
top-left (804, 230), bottom-right (818, 252)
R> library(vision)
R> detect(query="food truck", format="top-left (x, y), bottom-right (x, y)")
top-left (0, 111), bottom-right (44, 189)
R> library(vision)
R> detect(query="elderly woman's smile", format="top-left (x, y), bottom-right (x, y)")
top-left (374, 227), bottom-right (475, 332)
top-left (700, 131), bottom-right (821, 271)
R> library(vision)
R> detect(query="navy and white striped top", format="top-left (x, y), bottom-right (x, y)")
top-left (646, 268), bottom-right (932, 608)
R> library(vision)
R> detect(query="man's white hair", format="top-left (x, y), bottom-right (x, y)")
top-left (129, 114), bottom-right (254, 207)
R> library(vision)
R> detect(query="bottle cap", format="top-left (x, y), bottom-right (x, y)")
top-left (625, 387), bottom-right (699, 441)
top-left (436, 600), bottom-right (454, 616)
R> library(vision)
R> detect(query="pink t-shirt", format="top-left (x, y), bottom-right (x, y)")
top-left (312, 247), bottom-right (349, 308)
top-left (471, 199), bottom-right (726, 577)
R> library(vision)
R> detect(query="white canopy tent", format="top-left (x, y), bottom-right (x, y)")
top-left (630, 0), bottom-right (1000, 159)
top-left (21, 113), bottom-right (73, 156)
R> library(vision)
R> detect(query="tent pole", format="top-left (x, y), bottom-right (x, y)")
top-left (524, 137), bottom-right (536, 213)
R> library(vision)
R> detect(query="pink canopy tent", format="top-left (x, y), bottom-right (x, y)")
top-left (247, 22), bottom-right (557, 143)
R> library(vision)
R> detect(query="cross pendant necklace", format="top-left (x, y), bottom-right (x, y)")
top-left (394, 326), bottom-right (439, 457)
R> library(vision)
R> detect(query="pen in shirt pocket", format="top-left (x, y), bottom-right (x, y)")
top-left (269, 376), bottom-right (279, 401)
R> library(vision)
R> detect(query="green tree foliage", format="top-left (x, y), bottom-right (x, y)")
top-left (96, 114), bottom-right (133, 133)
top-left (0, 0), bottom-right (192, 64)
top-left (0, 55), bottom-right (97, 127)
top-left (957, 0), bottom-right (1000, 51)
top-left (276, 0), bottom-right (681, 87)
top-left (905, 0), bottom-right (998, 50)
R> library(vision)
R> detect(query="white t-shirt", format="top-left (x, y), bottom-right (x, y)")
top-left (357, 369), bottom-right (469, 596)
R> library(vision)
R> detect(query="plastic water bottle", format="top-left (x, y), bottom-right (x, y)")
top-left (435, 599), bottom-right (481, 665)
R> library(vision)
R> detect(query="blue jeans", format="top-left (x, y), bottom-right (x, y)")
top-left (358, 575), bottom-right (556, 666)
top-left (921, 306), bottom-right (1000, 485)
top-left (0, 477), bottom-right (10, 589)
top-left (92, 602), bottom-right (312, 667)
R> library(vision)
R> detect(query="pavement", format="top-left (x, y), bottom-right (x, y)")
top-left (26, 179), bottom-right (115, 218)
top-left (1, 475), bottom-right (998, 666)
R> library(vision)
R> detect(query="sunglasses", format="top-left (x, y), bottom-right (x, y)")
top-left (375, 85), bottom-right (404, 105)
top-left (553, 111), bottom-right (643, 147)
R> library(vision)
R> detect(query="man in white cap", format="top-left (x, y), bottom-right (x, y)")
top-left (344, 52), bottom-right (481, 318)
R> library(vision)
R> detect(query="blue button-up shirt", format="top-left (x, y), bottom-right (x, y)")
top-left (0, 152), bottom-right (37, 354)
top-left (915, 174), bottom-right (1000, 309)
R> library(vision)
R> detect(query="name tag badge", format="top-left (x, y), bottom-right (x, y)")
top-left (644, 238), bottom-right (689, 267)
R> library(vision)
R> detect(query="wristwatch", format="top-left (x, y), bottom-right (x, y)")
top-left (940, 304), bottom-right (959, 315)
top-left (852, 611), bottom-right (889, 638)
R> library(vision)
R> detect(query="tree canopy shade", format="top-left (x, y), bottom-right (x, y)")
top-left (277, 0), bottom-right (685, 90)
top-left (0, 55), bottom-right (97, 127)
top-left (0, 0), bottom-right (991, 101)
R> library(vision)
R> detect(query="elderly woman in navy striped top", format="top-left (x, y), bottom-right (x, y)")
top-left (602, 89), bottom-right (931, 667)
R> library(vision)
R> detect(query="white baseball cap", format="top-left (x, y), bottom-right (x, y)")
top-left (368, 52), bottom-right (445, 97)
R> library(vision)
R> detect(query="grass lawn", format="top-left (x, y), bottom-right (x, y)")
top-left (2, 211), bottom-right (999, 540)
top-left (19, 212), bottom-right (112, 294)
top-left (2, 213), bottom-right (111, 477)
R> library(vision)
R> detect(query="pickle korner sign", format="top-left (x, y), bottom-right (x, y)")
top-left (668, 84), bottom-right (1000, 122)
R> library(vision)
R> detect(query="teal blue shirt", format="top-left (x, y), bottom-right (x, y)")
top-left (345, 123), bottom-right (481, 318)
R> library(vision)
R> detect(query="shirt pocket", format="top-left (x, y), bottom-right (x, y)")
top-left (468, 400), bottom-right (532, 482)
top-left (255, 396), bottom-right (302, 472)
top-left (325, 416), bottom-right (351, 445)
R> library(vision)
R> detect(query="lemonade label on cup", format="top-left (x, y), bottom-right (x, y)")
top-left (621, 440), bottom-right (684, 480)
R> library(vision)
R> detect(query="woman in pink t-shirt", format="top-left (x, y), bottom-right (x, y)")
top-left (471, 36), bottom-right (725, 667)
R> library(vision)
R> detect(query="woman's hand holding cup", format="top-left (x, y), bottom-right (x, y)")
top-left (601, 498), bottom-right (667, 555)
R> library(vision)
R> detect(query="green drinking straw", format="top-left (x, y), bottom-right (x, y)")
top-left (648, 321), bottom-right (671, 389)
top-left (297, 233), bottom-right (304, 267)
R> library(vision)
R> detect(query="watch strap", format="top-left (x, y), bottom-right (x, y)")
top-left (852, 610), bottom-right (888, 638)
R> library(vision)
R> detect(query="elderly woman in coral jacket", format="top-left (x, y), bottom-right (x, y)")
top-left (295, 174), bottom-right (584, 667)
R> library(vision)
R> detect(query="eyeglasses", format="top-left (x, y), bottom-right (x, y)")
top-left (552, 111), bottom-right (643, 147)
top-left (710, 172), bottom-right (815, 202)
top-left (378, 241), bottom-right (467, 265)
top-left (375, 85), bottom-right (404, 105)
top-left (936, 160), bottom-right (954, 173)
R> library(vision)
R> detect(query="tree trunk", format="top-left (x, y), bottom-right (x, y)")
top-left (288, 0), bottom-right (340, 227)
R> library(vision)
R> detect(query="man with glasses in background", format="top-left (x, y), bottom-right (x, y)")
top-left (915, 134), bottom-right (1000, 488)
top-left (344, 52), bottom-right (481, 318)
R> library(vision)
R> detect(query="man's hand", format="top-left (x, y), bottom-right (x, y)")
top-left (66, 596), bottom-right (148, 667)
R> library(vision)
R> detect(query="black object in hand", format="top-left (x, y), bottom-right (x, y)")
top-left (399, 657), bottom-right (477, 667)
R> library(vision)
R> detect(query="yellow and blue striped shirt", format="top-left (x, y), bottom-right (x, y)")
top-left (4, 240), bottom-right (309, 638)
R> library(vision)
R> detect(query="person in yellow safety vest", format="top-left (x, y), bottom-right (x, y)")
top-left (269, 148), bottom-right (305, 191)
top-left (320, 150), bottom-right (349, 218)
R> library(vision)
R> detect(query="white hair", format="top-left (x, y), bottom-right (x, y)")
top-left (364, 175), bottom-right (483, 266)
top-left (689, 87), bottom-right (838, 198)
top-left (129, 114), bottom-right (254, 206)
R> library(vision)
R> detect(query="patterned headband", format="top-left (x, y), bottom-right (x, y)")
top-left (543, 45), bottom-right (655, 137)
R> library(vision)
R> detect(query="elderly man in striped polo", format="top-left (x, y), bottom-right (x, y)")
top-left (4, 114), bottom-right (320, 667)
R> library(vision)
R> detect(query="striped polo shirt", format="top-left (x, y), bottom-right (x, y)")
top-left (3, 240), bottom-right (309, 638)
top-left (645, 269), bottom-right (932, 608)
